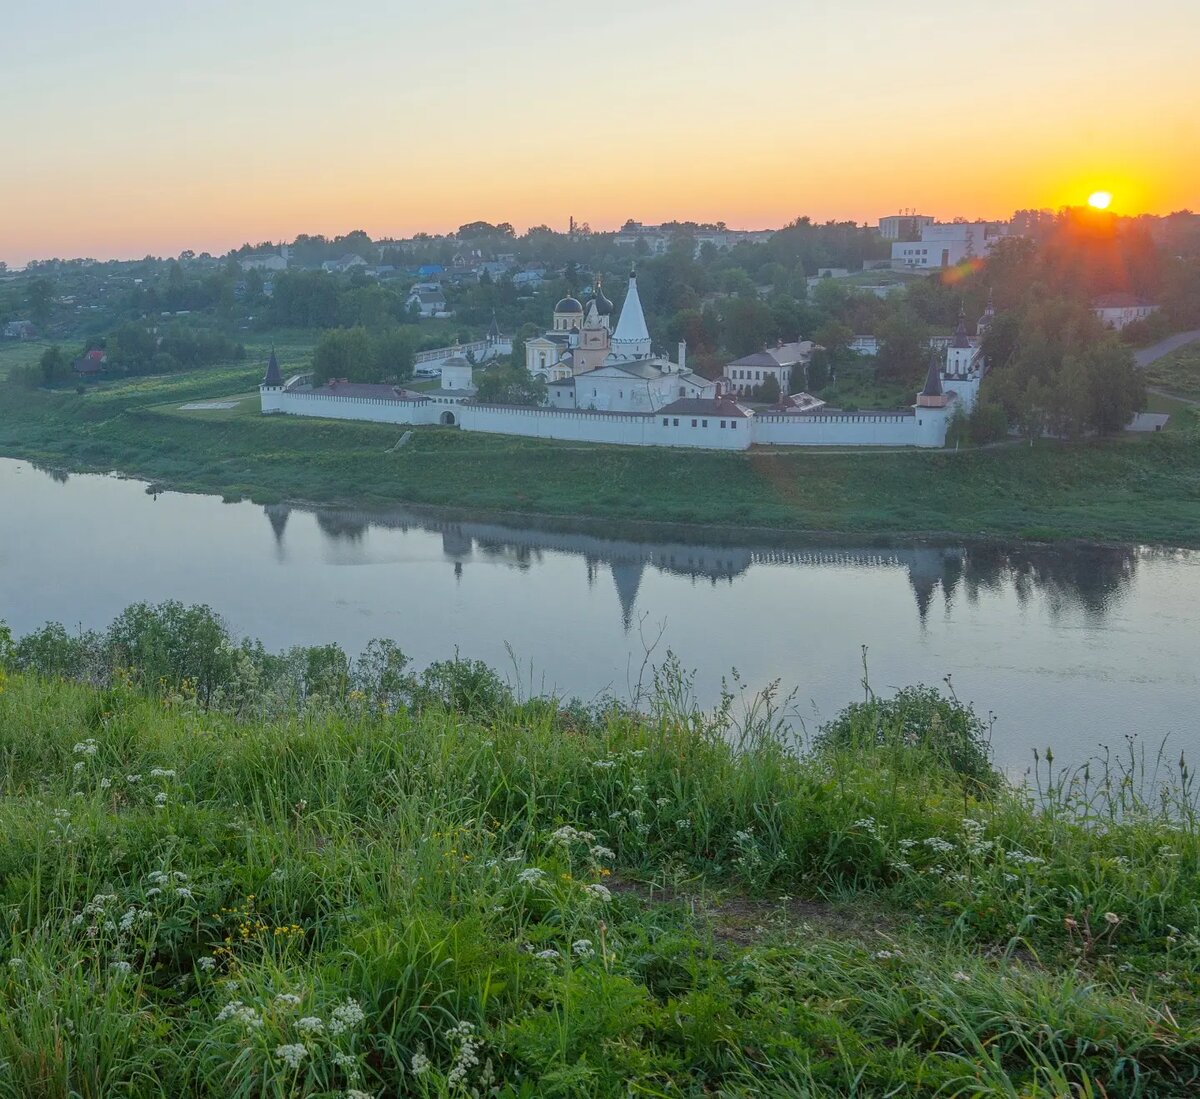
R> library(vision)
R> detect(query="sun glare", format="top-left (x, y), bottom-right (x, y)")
top-left (1088, 191), bottom-right (1113, 210)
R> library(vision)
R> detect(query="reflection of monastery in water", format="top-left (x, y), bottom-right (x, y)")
top-left (263, 504), bottom-right (1138, 631)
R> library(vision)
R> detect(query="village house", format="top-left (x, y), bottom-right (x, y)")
top-left (1093, 292), bottom-right (1159, 331)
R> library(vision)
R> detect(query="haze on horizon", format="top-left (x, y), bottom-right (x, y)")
top-left (4, 0), bottom-right (1198, 267)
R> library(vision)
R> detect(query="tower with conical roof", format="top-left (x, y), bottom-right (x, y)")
top-left (610, 269), bottom-right (652, 360)
top-left (260, 348), bottom-right (284, 414)
top-left (946, 302), bottom-right (977, 379)
top-left (976, 288), bottom-right (995, 338)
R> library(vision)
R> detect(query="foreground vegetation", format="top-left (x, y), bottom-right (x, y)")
top-left (2, 366), bottom-right (1200, 544)
top-left (0, 602), bottom-right (1197, 1097)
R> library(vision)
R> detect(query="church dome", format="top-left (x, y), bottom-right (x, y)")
top-left (554, 296), bottom-right (583, 314)
top-left (592, 283), bottom-right (614, 316)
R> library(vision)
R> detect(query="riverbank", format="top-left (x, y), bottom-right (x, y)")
top-left (0, 658), bottom-right (1197, 1096)
top-left (3, 367), bottom-right (1199, 545)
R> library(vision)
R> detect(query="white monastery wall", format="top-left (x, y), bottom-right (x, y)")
top-left (753, 413), bottom-right (920, 447)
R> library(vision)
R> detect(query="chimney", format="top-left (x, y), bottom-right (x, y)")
top-left (677, 340), bottom-right (687, 372)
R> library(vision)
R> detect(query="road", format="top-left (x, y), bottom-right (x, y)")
top-left (1134, 330), bottom-right (1200, 368)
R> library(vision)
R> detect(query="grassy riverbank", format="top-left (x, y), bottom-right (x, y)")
top-left (2, 367), bottom-right (1199, 544)
top-left (0, 664), bottom-right (1197, 1097)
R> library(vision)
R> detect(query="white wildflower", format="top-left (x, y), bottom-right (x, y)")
top-left (591, 759), bottom-right (616, 770)
top-left (952, 970), bottom-right (971, 982)
top-left (345, 1091), bottom-right (374, 1099)
top-left (72, 740), bottom-right (99, 756)
top-left (275, 1043), bottom-right (308, 1070)
top-left (586, 883), bottom-right (612, 902)
top-left (149, 768), bottom-right (176, 779)
top-left (296, 1016), bottom-right (324, 1034)
top-left (216, 1001), bottom-right (263, 1028)
top-left (572, 939), bottom-right (595, 958)
top-left (99, 777), bottom-right (112, 789)
top-left (410, 1050), bottom-right (431, 1076)
top-left (275, 992), bottom-right (302, 1009)
top-left (175, 887), bottom-right (194, 901)
top-left (589, 845), bottom-right (615, 861)
top-left (110, 959), bottom-right (133, 975)
top-left (517, 867), bottom-right (546, 886)
top-left (328, 999), bottom-right (365, 1036)
top-left (197, 956), bottom-right (216, 971)
top-left (535, 948), bottom-right (560, 960)
top-left (153, 792), bottom-right (168, 807)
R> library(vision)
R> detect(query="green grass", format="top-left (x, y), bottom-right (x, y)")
top-left (2, 365), bottom-right (1200, 544)
top-left (1145, 343), bottom-right (1200, 401)
top-left (0, 338), bottom-right (52, 381)
top-left (0, 661), bottom-right (1196, 1097)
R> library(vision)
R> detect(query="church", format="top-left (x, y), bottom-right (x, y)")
top-left (525, 270), bottom-right (717, 414)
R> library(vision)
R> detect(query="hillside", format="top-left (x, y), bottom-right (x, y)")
top-left (0, 660), bottom-right (1197, 1097)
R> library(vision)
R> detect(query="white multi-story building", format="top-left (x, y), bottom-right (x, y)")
top-left (892, 221), bottom-right (1008, 269)
top-left (878, 214), bottom-right (935, 241)
top-left (723, 341), bottom-right (815, 396)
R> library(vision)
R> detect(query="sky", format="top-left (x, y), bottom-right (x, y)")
top-left (3, 0), bottom-right (1198, 265)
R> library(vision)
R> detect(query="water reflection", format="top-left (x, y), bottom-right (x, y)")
top-left (263, 504), bottom-right (1142, 633)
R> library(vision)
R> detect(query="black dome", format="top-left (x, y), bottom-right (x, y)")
top-left (555, 296), bottom-right (583, 314)
top-left (592, 284), bottom-right (614, 316)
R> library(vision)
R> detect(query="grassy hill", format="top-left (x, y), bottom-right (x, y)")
top-left (0, 661), bottom-right (1196, 1097)
top-left (2, 365), bottom-right (1199, 544)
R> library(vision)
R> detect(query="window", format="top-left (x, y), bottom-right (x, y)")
top-left (691, 419), bottom-right (697, 427)
top-left (730, 420), bottom-right (736, 429)
top-left (673, 418), bottom-right (679, 426)
top-left (719, 420), bottom-right (726, 428)
top-left (662, 417), bottom-right (669, 426)
top-left (702, 419), bottom-right (708, 427)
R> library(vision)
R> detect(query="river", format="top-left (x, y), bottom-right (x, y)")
top-left (1, 457), bottom-right (1196, 776)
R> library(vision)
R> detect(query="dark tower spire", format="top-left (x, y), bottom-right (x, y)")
top-left (263, 348), bottom-right (282, 386)
top-left (920, 347), bottom-right (944, 398)
top-left (951, 302), bottom-right (971, 349)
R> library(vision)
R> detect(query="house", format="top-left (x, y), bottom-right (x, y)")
top-left (238, 246), bottom-right (289, 272)
top-left (1093, 293), bottom-right (1159, 331)
top-left (512, 270), bottom-right (545, 289)
top-left (73, 348), bottom-right (107, 376)
top-left (406, 289), bottom-right (447, 317)
top-left (416, 264), bottom-right (445, 279)
top-left (3, 320), bottom-right (35, 340)
top-left (723, 340), bottom-right (815, 397)
top-left (321, 254), bottom-right (368, 274)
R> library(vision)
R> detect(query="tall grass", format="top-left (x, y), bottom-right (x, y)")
top-left (0, 647), bottom-right (1197, 1096)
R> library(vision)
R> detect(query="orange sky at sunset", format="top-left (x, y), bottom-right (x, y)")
top-left (4, 0), bottom-right (1198, 265)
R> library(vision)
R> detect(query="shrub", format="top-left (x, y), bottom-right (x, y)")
top-left (813, 684), bottom-right (998, 791)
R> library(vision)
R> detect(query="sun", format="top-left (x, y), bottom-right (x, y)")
top-left (1088, 191), bottom-right (1113, 210)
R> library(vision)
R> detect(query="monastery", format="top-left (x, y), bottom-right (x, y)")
top-left (260, 280), bottom-right (992, 450)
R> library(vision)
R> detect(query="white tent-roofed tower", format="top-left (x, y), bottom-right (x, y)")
top-left (609, 269), bottom-right (652, 360)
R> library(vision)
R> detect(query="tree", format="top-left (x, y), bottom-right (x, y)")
top-left (312, 327), bottom-right (374, 384)
top-left (814, 320), bottom-right (853, 366)
top-left (805, 350), bottom-right (831, 392)
top-left (755, 375), bottom-right (781, 403)
top-left (474, 362), bottom-right (546, 406)
top-left (39, 345), bottom-right (67, 386)
top-left (723, 297), bottom-right (775, 356)
top-left (1083, 343), bottom-right (1144, 434)
top-left (28, 278), bottom-right (54, 328)
top-left (373, 328), bottom-right (415, 382)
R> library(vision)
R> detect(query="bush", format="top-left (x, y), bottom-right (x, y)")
top-left (813, 684), bottom-right (998, 791)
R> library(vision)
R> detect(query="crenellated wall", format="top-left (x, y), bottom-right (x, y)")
top-left (753, 412), bottom-right (919, 447)
top-left (259, 387), bottom-right (952, 449)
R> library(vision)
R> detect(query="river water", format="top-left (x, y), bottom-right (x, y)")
top-left (1, 457), bottom-right (1196, 775)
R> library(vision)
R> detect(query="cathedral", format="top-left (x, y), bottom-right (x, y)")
top-left (525, 270), bottom-right (717, 414)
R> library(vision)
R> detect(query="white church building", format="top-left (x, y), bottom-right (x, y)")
top-left (260, 286), bottom-right (993, 451)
